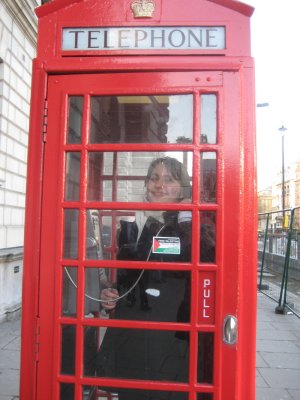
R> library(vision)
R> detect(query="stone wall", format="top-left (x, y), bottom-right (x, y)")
top-left (0, 0), bottom-right (38, 320)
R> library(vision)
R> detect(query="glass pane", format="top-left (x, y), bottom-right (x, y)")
top-left (197, 394), bottom-right (213, 400)
top-left (86, 207), bottom-right (192, 261)
top-left (83, 268), bottom-right (101, 316)
top-left (200, 94), bottom-right (217, 144)
top-left (65, 152), bottom-right (81, 201)
top-left (63, 209), bottom-right (79, 259)
top-left (85, 268), bottom-right (191, 323)
top-left (61, 325), bottom-right (76, 375)
top-left (200, 152), bottom-right (216, 203)
top-left (60, 383), bottom-right (74, 400)
top-left (200, 212), bottom-right (216, 263)
top-left (90, 95), bottom-right (193, 144)
top-left (198, 332), bottom-right (214, 384)
top-left (86, 210), bottom-right (113, 260)
top-left (88, 152), bottom-right (193, 202)
top-left (62, 267), bottom-right (77, 317)
top-left (86, 209), bottom-right (103, 259)
top-left (67, 96), bottom-right (83, 144)
top-left (83, 387), bottom-right (188, 400)
top-left (83, 326), bottom-right (98, 377)
top-left (88, 328), bottom-right (189, 381)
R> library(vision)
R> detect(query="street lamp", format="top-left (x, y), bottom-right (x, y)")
top-left (278, 125), bottom-right (287, 226)
top-left (256, 102), bottom-right (269, 108)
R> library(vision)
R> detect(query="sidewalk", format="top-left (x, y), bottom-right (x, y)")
top-left (0, 292), bottom-right (299, 399)
top-left (256, 293), bottom-right (300, 400)
top-left (0, 316), bottom-right (20, 400)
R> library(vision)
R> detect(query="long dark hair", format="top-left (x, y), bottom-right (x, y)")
top-left (145, 157), bottom-right (191, 200)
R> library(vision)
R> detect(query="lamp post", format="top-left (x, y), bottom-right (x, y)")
top-left (278, 125), bottom-right (287, 227)
top-left (256, 102), bottom-right (269, 108)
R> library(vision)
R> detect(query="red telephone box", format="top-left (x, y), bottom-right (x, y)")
top-left (21, 1), bottom-right (257, 399)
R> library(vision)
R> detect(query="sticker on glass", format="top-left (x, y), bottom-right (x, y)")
top-left (152, 237), bottom-right (180, 254)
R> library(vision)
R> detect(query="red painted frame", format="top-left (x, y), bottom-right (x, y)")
top-left (21, 1), bottom-right (257, 400)
top-left (44, 72), bottom-right (222, 399)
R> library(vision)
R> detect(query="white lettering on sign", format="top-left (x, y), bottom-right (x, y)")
top-left (203, 278), bottom-right (211, 319)
top-left (62, 26), bottom-right (225, 51)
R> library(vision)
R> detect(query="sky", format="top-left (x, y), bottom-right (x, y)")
top-left (244, 0), bottom-right (300, 190)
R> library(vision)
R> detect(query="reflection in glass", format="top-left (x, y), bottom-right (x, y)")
top-left (63, 209), bottom-right (79, 259)
top-left (93, 328), bottom-right (189, 382)
top-left (200, 95), bottom-right (217, 144)
top-left (198, 332), bottom-right (214, 384)
top-left (61, 325), bottom-right (76, 375)
top-left (90, 95), bottom-right (193, 144)
top-left (200, 152), bottom-right (216, 203)
top-left (88, 152), bottom-right (193, 202)
top-left (60, 382), bottom-right (74, 399)
top-left (86, 211), bottom-right (112, 260)
top-left (67, 96), bottom-right (83, 144)
top-left (62, 267), bottom-right (77, 317)
top-left (82, 387), bottom-right (188, 400)
top-left (200, 212), bottom-right (216, 263)
top-left (86, 210), bottom-right (104, 260)
top-left (85, 268), bottom-right (191, 323)
top-left (65, 152), bottom-right (80, 201)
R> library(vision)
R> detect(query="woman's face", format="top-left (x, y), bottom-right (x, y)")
top-left (146, 162), bottom-right (182, 203)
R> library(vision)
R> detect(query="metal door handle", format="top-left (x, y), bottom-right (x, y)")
top-left (223, 315), bottom-right (238, 345)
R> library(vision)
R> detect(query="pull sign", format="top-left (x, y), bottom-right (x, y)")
top-left (199, 272), bottom-right (215, 324)
top-left (152, 237), bottom-right (180, 254)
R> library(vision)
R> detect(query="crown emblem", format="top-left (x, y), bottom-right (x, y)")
top-left (131, 0), bottom-right (155, 18)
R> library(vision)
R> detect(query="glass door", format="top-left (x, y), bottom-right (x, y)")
top-left (38, 71), bottom-right (240, 400)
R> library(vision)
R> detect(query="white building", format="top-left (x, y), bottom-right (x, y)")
top-left (258, 160), bottom-right (300, 233)
top-left (271, 160), bottom-right (300, 211)
top-left (0, 0), bottom-right (39, 321)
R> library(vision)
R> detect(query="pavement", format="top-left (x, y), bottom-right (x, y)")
top-left (256, 293), bottom-right (300, 400)
top-left (0, 292), bottom-right (299, 400)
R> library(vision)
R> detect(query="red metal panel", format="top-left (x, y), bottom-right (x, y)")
top-left (32, 56), bottom-right (253, 76)
top-left (207, 0), bottom-right (254, 16)
top-left (35, 77), bottom-right (66, 399)
top-left (20, 61), bottom-right (48, 400)
top-left (36, 0), bottom-right (254, 18)
top-left (219, 71), bottom-right (241, 399)
top-left (236, 65), bottom-right (257, 400)
top-left (35, 0), bottom-right (252, 58)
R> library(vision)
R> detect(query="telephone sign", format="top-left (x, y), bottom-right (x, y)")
top-left (62, 26), bottom-right (226, 51)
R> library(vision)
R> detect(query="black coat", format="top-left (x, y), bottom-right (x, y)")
top-left (96, 212), bottom-right (214, 399)
top-left (96, 213), bottom-right (191, 395)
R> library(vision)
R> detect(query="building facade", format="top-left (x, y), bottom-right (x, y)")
top-left (258, 160), bottom-right (300, 232)
top-left (0, 0), bottom-right (38, 321)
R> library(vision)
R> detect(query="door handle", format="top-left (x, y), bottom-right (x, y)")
top-left (223, 315), bottom-right (238, 345)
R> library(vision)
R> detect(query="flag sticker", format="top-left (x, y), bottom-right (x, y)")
top-left (152, 237), bottom-right (181, 254)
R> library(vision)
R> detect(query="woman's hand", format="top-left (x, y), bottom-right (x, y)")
top-left (101, 288), bottom-right (119, 310)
